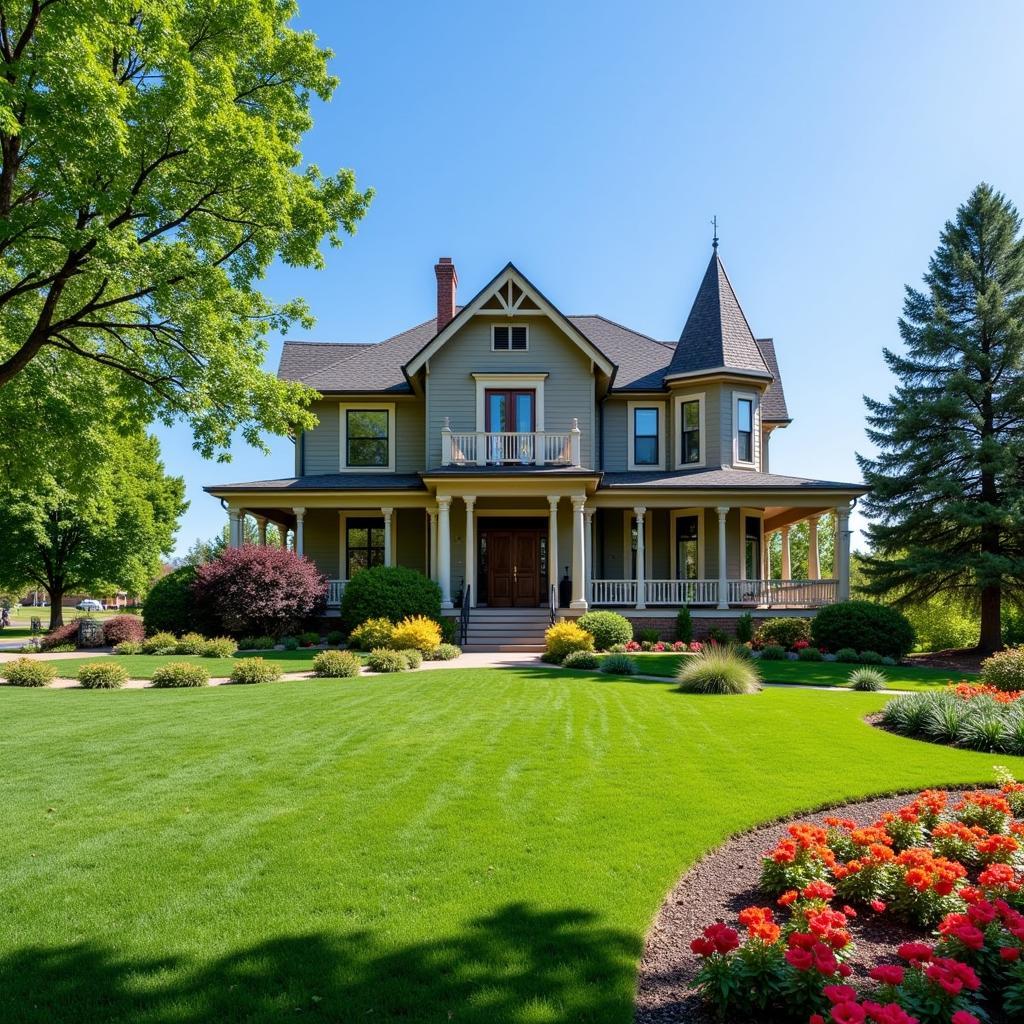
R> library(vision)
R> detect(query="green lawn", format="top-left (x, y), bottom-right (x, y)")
top-left (0, 669), bottom-right (1018, 1023)
top-left (39, 649), bottom-right (326, 679)
top-left (607, 652), bottom-right (975, 690)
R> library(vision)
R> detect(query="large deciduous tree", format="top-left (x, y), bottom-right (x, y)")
top-left (858, 183), bottom-right (1024, 653)
top-left (0, 1), bottom-right (371, 456)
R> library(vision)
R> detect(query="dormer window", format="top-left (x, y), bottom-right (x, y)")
top-left (492, 325), bottom-right (528, 351)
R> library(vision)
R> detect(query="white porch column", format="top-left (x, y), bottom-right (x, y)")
top-left (464, 496), bottom-right (476, 607)
top-left (716, 505), bottom-right (729, 609)
top-left (547, 496), bottom-right (560, 601)
top-left (780, 525), bottom-right (792, 580)
top-left (427, 506), bottom-right (438, 581)
top-left (228, 508), bottom-right (241, 548)
top-left (570, 495), bottom-right (588, 610)
top-left (807, 515), bottom-right (820, 579)
top-left (835, 505), bottom-right (851, 601)
top-left (633, 505), bottom-right (647, 610)
top-left (292, 507), bottom-right (305, 556)
top-left (381, 507), bottom-right (393, 567)
top-left (584, 509), bottom-right (594, 605)
top-left (255, 516), bottom-right (267, 547)
top-left (437, 496), bottom-right (452, 609)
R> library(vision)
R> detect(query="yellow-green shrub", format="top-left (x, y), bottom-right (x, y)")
top-left (390, 615), bottom-right (442, 654)
top-left (349, 618), bottom-right (395, 651)
top-left (544, 620), bottom-right (594, 663)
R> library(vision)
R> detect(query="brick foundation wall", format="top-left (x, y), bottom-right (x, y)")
top-left (624, 615), bottom-right (747, 642)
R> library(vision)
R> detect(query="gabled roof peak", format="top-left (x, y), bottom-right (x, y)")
top-left (666, 249), bottom-right (771, 379)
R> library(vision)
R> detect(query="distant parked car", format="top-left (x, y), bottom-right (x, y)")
top-left (76, 599), bottom-right (105, 612)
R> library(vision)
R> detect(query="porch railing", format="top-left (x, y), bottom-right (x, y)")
top-left (441, 419), bottom-right (582, 467)
top-left (643, 579), bottom-right (720, 606)
top-left (726, 579), bottom-right (838, 608)
top-left (590, 578), bottom-right (837, 609)
top-left (591, 579), bottom-right (637, 606)
top-left (326, 579), bottom-right (346, 607)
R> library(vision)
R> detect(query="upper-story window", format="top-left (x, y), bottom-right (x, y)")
top-left (627, 402), bottom-right (665, 470)
top-left (735, 395), bottom-right (755, 465)
top-left (680, 399), bottom-right (700, 464)
top-left (493, 325), bottom-right (528, 351)
top-left (339, 402), bottom-right (396, 472)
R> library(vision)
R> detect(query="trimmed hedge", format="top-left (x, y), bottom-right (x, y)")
top-left (752, 617), bottom-right (811, 650)
top-left (576, 611), bottom-right (632, 651)
top-left (339, 565), bottom-right (441, 635)
top-left (142, 566), bottom-right (200, 635)
top-left (561, 649), bottom-right (601, 670)
top-left (366, 648), bottom-right (410, 673)
top-left (1, 657), bottom-right (57, 686)
top-left (427, 643), bottom-right (462, 661)
top-left (78, 662), bottom-right (129, 689)
top-left (229, 658), bottom-right (280, 685)
top-left (810, 600), bottom-right (915, 660)
top-left (150, 662), bottom-right (209, 688)
top-left (313, 650), bottom-right (362, 678)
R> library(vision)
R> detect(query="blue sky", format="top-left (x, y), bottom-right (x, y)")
top-left (159, 0), bottom-right (1024, 556)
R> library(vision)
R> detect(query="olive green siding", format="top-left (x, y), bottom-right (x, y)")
top-left (396, 508), bottom-right (427, 575)
top-left (299, 399), bottom-right (425, 475)
top-left (303, 400), bottom-right (340, 475)
top-left (425, 317), bottom-right (597, 468)
top-left (303, 509), bottom-right (340, 580)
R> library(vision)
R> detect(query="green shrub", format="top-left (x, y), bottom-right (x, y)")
top-left (544, 620), bottom-right (594, 663)
top-left (735, 611), bottom-right (753, 644)
top-left (78, 662), bottom-right (129, 689)
top-left (849, 666), bottom-right (886, 691)
top-left (102, 614), bottom-right (145, 647)
top-left (142, 565), bottom-right (200, 635)
top-left (881, 693), bottom-right (939, 737)
top-left (391, 615), bottom-right (442, 654)
top-left (576, 611), bottom-right (632, 651)
top-left (113, 641), bottom-right (142, 655)
top-left (398, 648), bottom-right (423, 669)
top-left (39, 621), bottom-right (79, 651)
top-left (959, 706), bottom-right (1009, 752)
top-left (797, 647), bottom-right (823, 661)
top-left (980, 646), bottom-right (1024, 692)
top-left (706, 626), bottom-right (730, 645)
top-left (438, 616), bottom-right (458, 644)
top-left (312, 650), bottom-right (362, 678)
top-left (1, 657), bottom-right (57, 687)
top-left (561, 650), bottom-right (601, 670)
top-left (753, 617), bottom-right (811, 650)
top-left (859, 650), bottom-right (883, 665)
top-left (348, 617), bottom-right (395, 651)
top-left (339, 565), bottom-right (441, 634)
top-left (229, 657), bottom-right (281, 685)
top-left (676, 607), bottom-right (693, 643)
top-left (835, 648), bottom-right (860, 663)
top-left (904, 597), bottom-right (978, 652)
top-left (46, 643), bottom-right (76, 653)
top-left (366, 648), bottom-right (410, 673)
top-left (427, 643), bottom-right (462, 661)
top-left (881, 656), bottom-right (897, 666)
top-left (607, 643), bottom-right (628, 654)
top-left (239, 635), bottom-right (275, 650)
top-left (760, 645), bottom-right (787, 661)
top-left (676, 645), bottom-right (762, 695)
top-left (811, 600), bottom-right (916, 659)
top-left (923, 695), bottom-right (970, 743)
top-left (636, 626), bottom-right (661, 644)
top-left (202, 637), bottom-right (238, 658)
top-left (151, 661), bottom-right (210, 688)
top-left (175, 631), bottom-right (207, 655)
top-left (140, 630), bottom-right (178, 655)
top-left (281, 636), bottom-right (298, 650)
top-left (326, 630), bottom-right (344, 646)
top-left (297, 631), bottom-right (321, 647)
top-left (599, 653), bottom-right (637, 676)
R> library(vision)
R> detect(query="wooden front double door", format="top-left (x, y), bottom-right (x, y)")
top-left (484, 527), bottom-right (543, 607)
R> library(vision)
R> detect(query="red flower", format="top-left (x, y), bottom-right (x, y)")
top-left (897, 942), bottom-right (932, 963)
top-left (829, 1003), bottom-right (865, 1024)
top-left (705, 922), bottom-right (739, 954)
top-left (690, 936), bottom-right (715, 957)
top-left (812, 942), bottom-right (838, 975)
top-left (951, 1013), bottom-right (980, 1024)
top-left (778, 889), bottom-right (799, 907)
top-left (803, 880), bottom-right (836, 901)
top-left (837, 962), bottom-right (852, 978)
top-left (809, 1017), bottom-right (826, 1024)
top-left (786, 946), bottom-right (813, 971)
top-left (868, 964), bottom-right (905, 986)
top-left (966, 900), bottom-right (996, 924)
top-left (870, 899), bottom-right (887, 913)
top-left (823, 985), bottom-right (857, 1005)
top-left (842, 905), bottom-right (858, 918)
top-left (1000, 946), bottom-right (1020, 961)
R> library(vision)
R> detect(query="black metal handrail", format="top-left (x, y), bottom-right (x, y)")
top-left (549, 583), bottom-right (557, 626)
top-left (459, 585), bottom-right (471, 645)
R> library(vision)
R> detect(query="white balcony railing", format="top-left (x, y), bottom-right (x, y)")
top-left (441, 418), bottom-right (582, 467)
top-left (726, 579), bottom-right (837, 608)
top-left (326, 579), bottom-right (346, 607)
top-left (589, 578), bottom-right (837, 609)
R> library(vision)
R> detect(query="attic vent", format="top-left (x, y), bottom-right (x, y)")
top-left (493, 325), bottom-right (528, 351)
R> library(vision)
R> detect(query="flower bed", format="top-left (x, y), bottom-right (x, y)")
top-left (637, 787), bottom-right (1024, 1024)
top-left (880, 687), bottom-right (1024, 753)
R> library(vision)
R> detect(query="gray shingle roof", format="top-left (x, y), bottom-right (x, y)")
top-left (206, 474), bottom-right (425, 492)
top-left (666, 252), bottom-right (771, 378)
top-left (600, 469), bottom-right (864, 491)
top-left (565, 316), bottom-right (674, 390)
top-left (755, 338), bottom-right (790, 422)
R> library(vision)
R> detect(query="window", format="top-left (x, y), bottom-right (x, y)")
top-left (675, 515), bottom-right (699, 580)
top-left (347, 518), bottom-right (385, 577)
top-left (346, 409), bottom-right (388, 467)
top-left (680, 400), bottom-right (700, 464)
top-left (632, 407), bottom-right (659, 466)
top-left (736, 397), bottom-right (754, 464)
top-left (485, 389), bottom-right (535, 432)
top-left (744, 515), bottom-right (761, 580)
top-left (492, 325), bottom-right (528, 351)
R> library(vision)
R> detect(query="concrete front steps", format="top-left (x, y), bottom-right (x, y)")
top-left (461, 607), bottom-right (553, 653)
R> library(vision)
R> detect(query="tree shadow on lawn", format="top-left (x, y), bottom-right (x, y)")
top-left (0, 903), bottom-right (638, 1023)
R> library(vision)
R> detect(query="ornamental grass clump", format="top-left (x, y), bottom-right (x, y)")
top-left (77, 662), bottom-right (128, 689)
top-left (312, 650), bottom-right (362, 678)
top-left (1, 657), bottom-right (57, 687)
top-left (849, 666), bottom-right (886, 691)
top-left (113, 641), bottom-right (142, 655)
top-left (676, 644), bottom-right (762, 695)
top-left (599, 653), bottom-right (637, 676)
top-left (760, 644), bottom-right (787, 661)
top-left (229, 658), bottom-right (280, 685)
top-left (390, 615), bottom-right (441, 654)
top-left (150, 662), bottom-right (209, 688)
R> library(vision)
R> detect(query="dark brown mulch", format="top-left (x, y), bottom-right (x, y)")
top-left (635, 793), bottom-right (966, 1024)
top-left (906, 648), bottom-right (985, 674)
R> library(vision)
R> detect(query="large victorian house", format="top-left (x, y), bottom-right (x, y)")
top-left (206, 246), bottom-right (866, 645)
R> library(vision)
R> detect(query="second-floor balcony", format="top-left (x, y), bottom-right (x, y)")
top-left (441, 418), bottom-right (583, 468)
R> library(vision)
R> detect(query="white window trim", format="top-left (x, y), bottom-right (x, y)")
top-left (627, 401), bottom-right (665, 471)
top-left (732, 391), bottom-right (759, 469)
top-left (471, 373), bottom-right (546, 432)
top-left (339, 402), bottom-right (396, 473)
top-left (491, 323), bottom-right (529, 352)
top-left (621, 509), bottom-right (653, 578)
top-left (736, 507), bottom-right (765, 581)
top-left (669, 509), bottom-right (705, 579)
top-left (672, 392), bottom-right (706, 470)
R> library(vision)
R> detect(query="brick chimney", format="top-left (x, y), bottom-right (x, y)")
top-left (434, 257), bottom-right (457, 333)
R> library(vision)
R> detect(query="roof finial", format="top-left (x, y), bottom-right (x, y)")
top-left (711, 215), bottom-right (719, 251)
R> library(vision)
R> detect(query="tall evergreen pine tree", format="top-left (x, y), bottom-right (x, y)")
top-left (858, 184), bottom-right (1024, 653)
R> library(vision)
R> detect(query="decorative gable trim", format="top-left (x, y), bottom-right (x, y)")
top-left (403, 263), bottom-right (615, 379)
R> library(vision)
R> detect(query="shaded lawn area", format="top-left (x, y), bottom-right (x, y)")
top-left (607, 652), bottom-right (976, 690)
top-left (40, 650), bottom-right (327, 680)
top-left (1, 669), bottom-right (1018, 1024)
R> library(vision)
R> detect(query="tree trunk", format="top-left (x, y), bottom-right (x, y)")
top-left (979, 585), bottom-right (1002, 654)
top-left (47, 586), bottom-right (64, 630)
